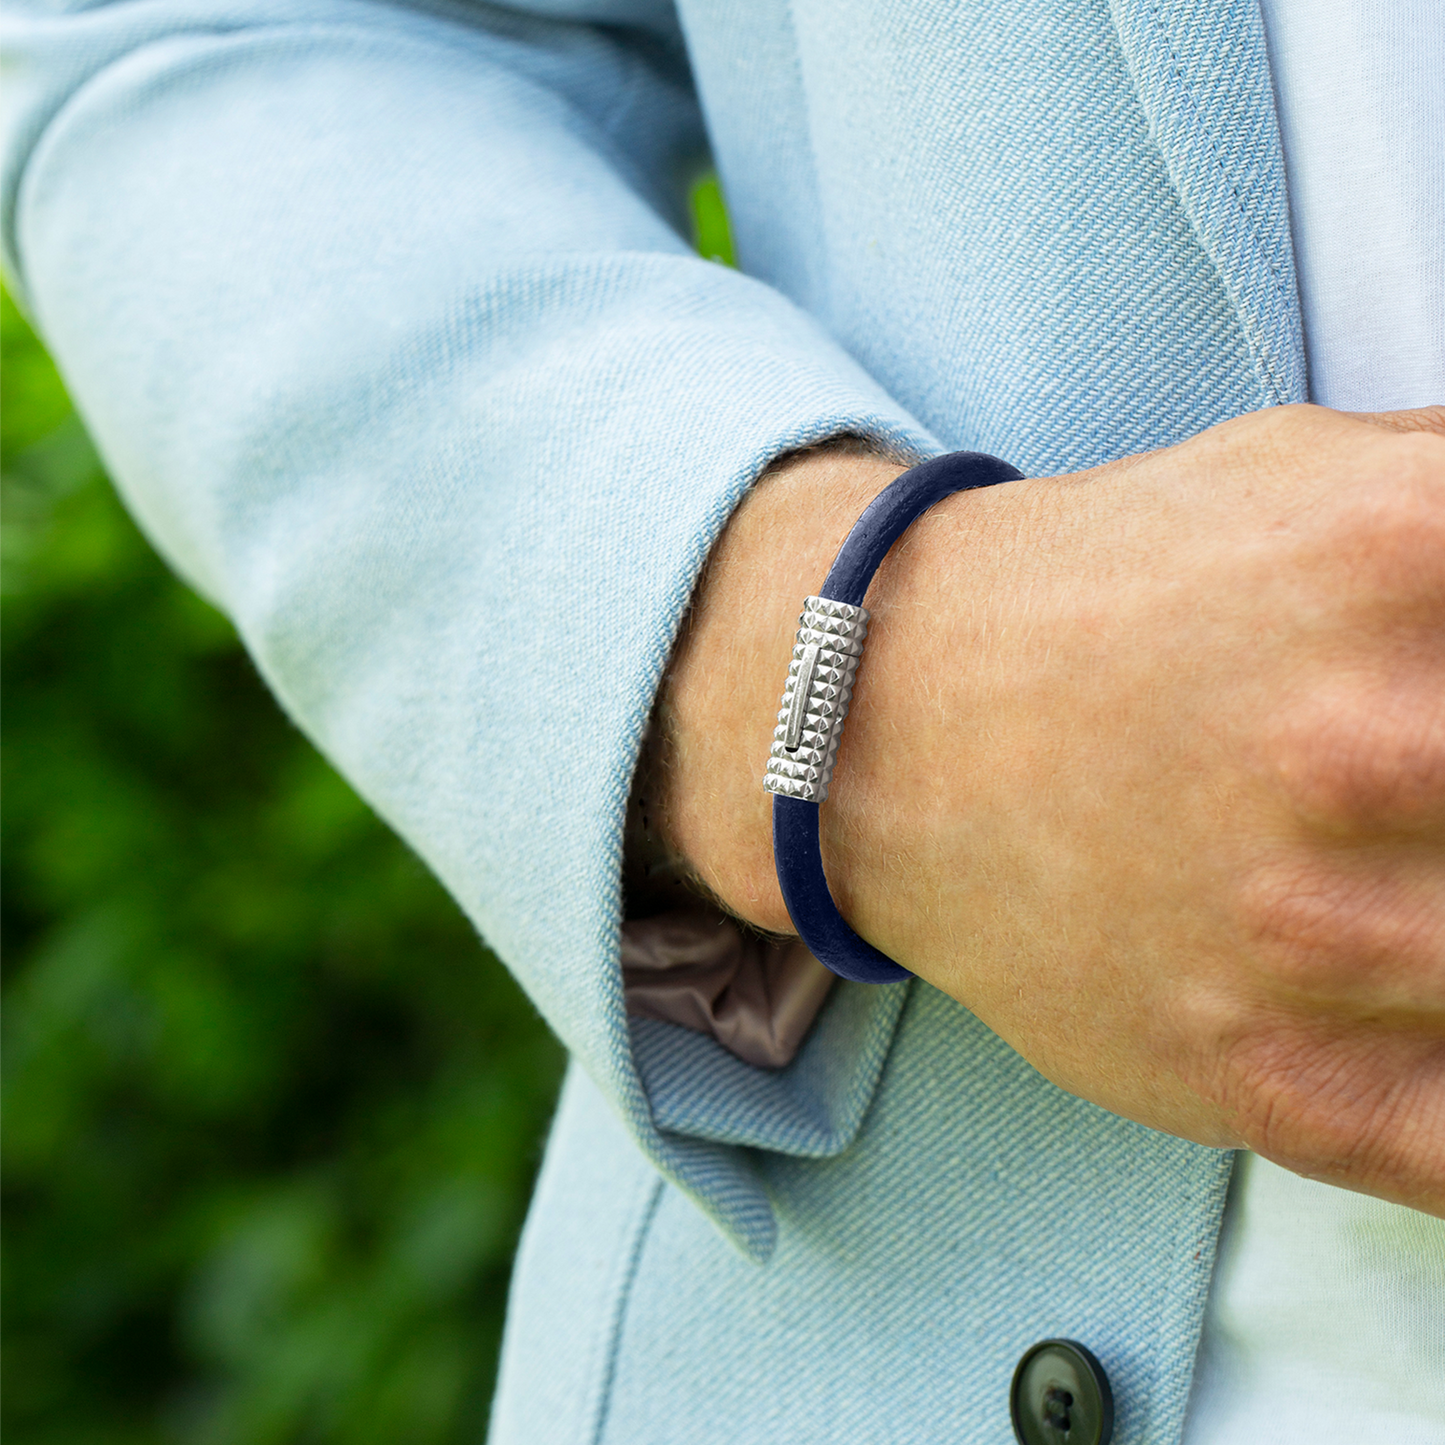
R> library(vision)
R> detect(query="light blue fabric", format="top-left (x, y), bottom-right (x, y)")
top-left (507, 995), bottom-right (1233, 1445)
top-left (1256, 0), bottom-right (1445, 412)
top-left (1, 0), bottom-right (1303, 1438)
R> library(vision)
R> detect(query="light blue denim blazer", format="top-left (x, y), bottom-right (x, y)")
top-left (3, 1), bottom-right (1307, 1438)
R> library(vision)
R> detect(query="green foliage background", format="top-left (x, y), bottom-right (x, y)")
top-left (0, 303), bottom-right (579, 1440)
top-left (2, 172), bottom-right (733, 1445)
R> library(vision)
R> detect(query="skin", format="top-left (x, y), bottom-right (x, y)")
top-left (652, 403), bottom-right (1445, 1217)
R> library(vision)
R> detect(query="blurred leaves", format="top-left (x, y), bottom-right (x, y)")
top-left (690, 171), bottom-right (735, 267)
top-left (1, 289), bottom-right (566, 1444)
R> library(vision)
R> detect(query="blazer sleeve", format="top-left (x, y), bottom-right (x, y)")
top-left (1, 0), bottom-right (938, 1258)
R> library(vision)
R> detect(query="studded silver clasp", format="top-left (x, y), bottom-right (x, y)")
top-left (761, 596), bottom-right (869, 804)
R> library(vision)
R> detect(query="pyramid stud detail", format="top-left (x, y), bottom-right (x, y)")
top-left (763, 595), bottom-right (870, 804)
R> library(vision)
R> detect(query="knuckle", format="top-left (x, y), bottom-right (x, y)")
top-left (1236, 860), bottom-right (1360, 991)
top-left (1333, 472), bottom-right (1445, 580)
top-left (1265, 680), bottom-right (1445, 833)
top-left (1236, 855), bottom-right (1445, 1000)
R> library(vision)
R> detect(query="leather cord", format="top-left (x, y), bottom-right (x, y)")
top-left (771, 450), bottom-right (1024, 985)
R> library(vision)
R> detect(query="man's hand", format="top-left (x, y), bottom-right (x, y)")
top-left (654, 405), bottom-right (1445, 1215)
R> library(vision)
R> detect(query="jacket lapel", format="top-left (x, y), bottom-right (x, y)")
top-left (1109, 0), bottom-right (1307, 406)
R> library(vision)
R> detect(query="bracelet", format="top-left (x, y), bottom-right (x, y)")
top-left (761, 450), bottom-right (1024, 984)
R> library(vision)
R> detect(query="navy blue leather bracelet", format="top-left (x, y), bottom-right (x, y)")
top-left (762, 450), bottom-right (1024, 984)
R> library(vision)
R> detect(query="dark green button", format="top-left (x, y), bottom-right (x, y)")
top-left (1010, 1339), bottom-right (1114, 1445)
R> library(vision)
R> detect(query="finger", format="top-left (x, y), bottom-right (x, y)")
top-left (1346, 403), bottom-right (1445, 437)
top-left (1265, 674), bottom-right (1445, 839)
top-left (1221, 1012), bottom-right (1445, 1218)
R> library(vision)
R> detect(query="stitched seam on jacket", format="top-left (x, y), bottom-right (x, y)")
top-left (589, 1173), bottom-right (666, 1445)
top-left (1137, 0), bottom-right (1293, 404)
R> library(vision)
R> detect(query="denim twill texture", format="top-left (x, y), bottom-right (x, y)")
top-left (3, 0), bottom-right (1303, 1439)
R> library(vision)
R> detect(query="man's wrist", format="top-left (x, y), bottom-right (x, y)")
top-left (650, 440), bottom-right (910, 936)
